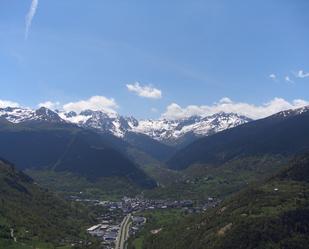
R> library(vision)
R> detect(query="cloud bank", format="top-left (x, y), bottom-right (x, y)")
top-left (0, 100), bottom-right (20, 108)
top-left (3, 96), bottom-right (309, 121)
top-left (126, 82), bottom-right (162, 99)
top-left (25, 0), bottom-right (39, 40)
top-left (162, 97), bottom-right (309, 120)
top-left (38, 101), bottom-right (61, 110)
top-left (62, 96), bottom-right (118, 113)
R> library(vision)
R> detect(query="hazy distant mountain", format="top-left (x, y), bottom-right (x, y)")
top-left (168, 106), bottom-right (309, 170)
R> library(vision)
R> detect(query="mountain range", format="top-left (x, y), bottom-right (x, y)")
top-left (0, 106), bottom-right (251, 146)
top-left (2, 104), bottom-right (309, 199)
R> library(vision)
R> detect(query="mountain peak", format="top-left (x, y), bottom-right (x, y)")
top-left (34, 107), bottom-right (65, 123)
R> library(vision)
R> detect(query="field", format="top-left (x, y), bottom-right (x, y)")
top-left (128, 209), bottom-right (186, 249)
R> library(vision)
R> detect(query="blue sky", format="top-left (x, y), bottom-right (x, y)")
top-left (0, 0), bottom-right (309, 119)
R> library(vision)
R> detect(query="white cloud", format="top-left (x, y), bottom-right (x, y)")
top-left (151, 107), bottom-right (158, 113)
top-left (62, 96), bottom-right (118, 113)
top-left (296, 70), bottom-right (309, 79)
top-left (162, 97), bottom-right (309, 120)
top-left (285, 76), bottom-right (294, 84)
top-left (25, 0), bottom-right (39, 40)
top-left (126, 82), bottom-right (162, 99)
top-left (269, 74), bottom-right (277, 81)
top-left (0, 100), bottom-right (20, 108)
top-left (38, 101), bottom-right (60, 110)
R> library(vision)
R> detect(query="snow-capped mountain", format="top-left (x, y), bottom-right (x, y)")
top-left (0, 106), bottom-right (252, 144)
top-left (0, 107), bottom-right (65, 124)
top-left (132, 113), bottom-right (252, 143)
top-left (59, 110), bottom-right (252, 142)
top-left (59, 110), bottom-right (136, 137)
top-left (271, 105), bottom-right (309, 119)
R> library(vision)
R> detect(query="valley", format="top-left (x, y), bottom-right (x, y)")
top-left (2, 2), bottom-right (308, 248)
top-left (72, 195), bottom-right (220, 249)
top-left (1, 105), bottom-right (309, 249)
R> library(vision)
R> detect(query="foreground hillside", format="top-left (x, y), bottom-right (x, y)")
top-left (140, 154), bottom-right (309, 249)
top-left (0, 159), bottom-right (98, 248)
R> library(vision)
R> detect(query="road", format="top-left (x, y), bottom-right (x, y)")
top-left (115, 214), bottom-right (132, 249)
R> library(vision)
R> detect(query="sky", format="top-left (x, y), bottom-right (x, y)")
top-left (0, 0), bottom-right (309, 119)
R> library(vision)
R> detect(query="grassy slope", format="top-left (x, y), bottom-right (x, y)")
top-left (25, 147), bottom-right (183, 201)
top-left (127, 210), bottom-right (185, 249)
top-left (139, 154), bottom-right (309, 249)
top-left (0, 160), bottom-right (98, 248)
top-left (145, 155), bottom-right (287, 200)
top-left (26, 169), bottom-right (143, 200)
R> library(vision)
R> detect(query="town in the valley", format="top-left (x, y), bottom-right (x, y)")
top-left (70, 196), bottom-right (220, 249)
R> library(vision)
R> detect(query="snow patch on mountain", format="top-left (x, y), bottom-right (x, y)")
top-left (272, 105), bottom-right (309, 118)
top-left (0, 107), bottom-right (65, 124)
top-left (0, 106), bottom-right (254, 143)
top-left (132, 113), bottom-right (252, 142)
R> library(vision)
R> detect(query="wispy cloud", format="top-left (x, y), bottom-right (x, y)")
top-left (126, 82), bottom-right (162, 99)
top-left (25, 0), bottom-right (39, 40)
top-left (285, 76), bottom-right (294, 84)
top-left (151, 107), bottom-right (158, 113)
top-left (269, 74), bottom-right (277, 81)
top-left (38, 101), bottom-right (61, 110)
top-left (271, 69), bottom-right (309, 84)
top-left (162, 97), bottom-right (309, 120)
top-left (296, 70), bottom-right (309, 79)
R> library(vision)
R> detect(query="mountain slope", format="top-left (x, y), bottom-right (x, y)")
top-left (141, 153), bottom-right (309, 249)
top-left (0, 159), bottom-right (95, 248)
top-left (0, 122), bottom-right (156, 189)
top-left (54, 130), bottom-right (156, 188)
top-left (124, 132), bottom-right (176, 161)
top-left (168, 106), bottom-right (309, 170)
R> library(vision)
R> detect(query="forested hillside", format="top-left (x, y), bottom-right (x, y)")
top-left (0, 159), bottom-right (98, 248)
top-left (0, 122), bottom-right (156, 189)
top-left (140, 154), bottom-right (309, 249)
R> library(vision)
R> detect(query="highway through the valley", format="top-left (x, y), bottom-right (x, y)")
top-left (115, 214), bottom-right (132, 249)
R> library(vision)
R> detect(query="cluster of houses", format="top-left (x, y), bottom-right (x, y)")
top-left (86, 215), bottom-right (147, 249)
top-left (100, 197), bottom-right (197, 213)
top-left (70, 195), bottom-right (220, 215)
top-left (129, 216), bottom-right (147, 236)
top-left (86, 220), bottom-right (120, 248)
top-left (82, 196), bottom-right (220, 248)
